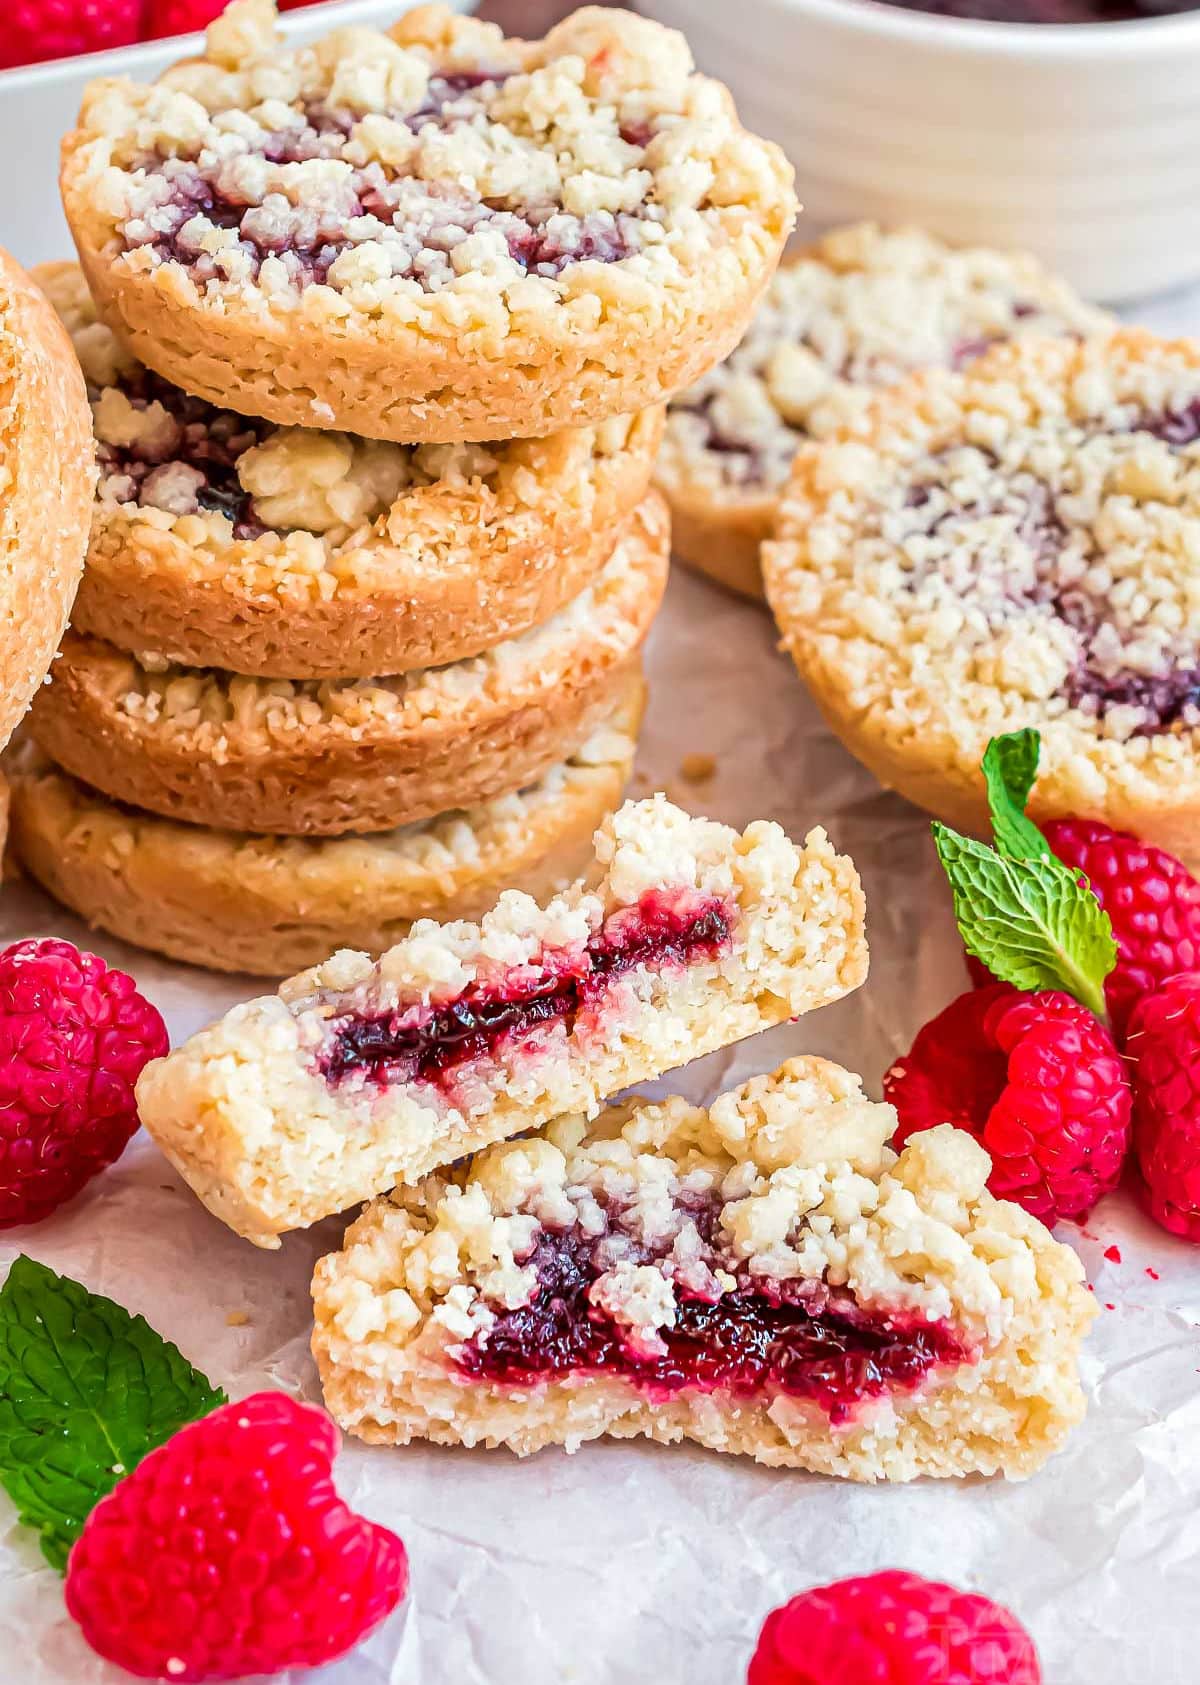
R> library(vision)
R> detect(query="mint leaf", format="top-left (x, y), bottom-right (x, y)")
top-left (0, 1256), bottom-right (224, 1570)
top-left (933, 823), bottom-right (1116, 1020)
top-left (981, 730), bottom-right (1049, 863)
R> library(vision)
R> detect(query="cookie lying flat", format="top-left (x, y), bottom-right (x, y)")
top-left (62, 0), bottom-right (795, 443)
top-left (38, 261), bottom-right (661, 680)
top-left (311, 1057), bottom-right (1093, 1479)
top-left (8, 685), bottom-right (641, 975)
top-left (135, 796), bottom-right (867, 1247)
top-left (764, 329), bottom-right (1200, 870)
top-left (30, 494), bottom-right (667, 837)
top-left (656, 224), bottom-right (1109, 599)
top-left (0, 249), bottom-right (95, 751)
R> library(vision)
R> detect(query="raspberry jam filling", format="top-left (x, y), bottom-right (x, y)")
top-left (122, 74), bottom-right (654, 294)
top-left (455, 1225), bottom-right (971, 1424)
top-left (321, 888), bottom-right (733, 1087)
top-left (96, 371), bottom-right (267, 538)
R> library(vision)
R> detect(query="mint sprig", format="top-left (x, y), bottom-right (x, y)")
top-left (981, 728), bottom-right (1047, 862)
top-left (0, 1256), bottom-right (224, 1570)
top-left (935, 729), bottom-right (1117, 1022)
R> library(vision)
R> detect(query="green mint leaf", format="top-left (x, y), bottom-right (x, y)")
top-left (981, 730), bottom-right (1049, 863)
top-left (933, 823), bottom-right (1116, 1020)
top-left (0, 1256), bottom-right (225, 1571)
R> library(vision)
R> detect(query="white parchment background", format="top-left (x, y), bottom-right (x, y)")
top-left (2, 282), bottom-right (1199, 1683)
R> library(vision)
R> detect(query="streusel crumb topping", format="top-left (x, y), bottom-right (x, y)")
top-left (766, 331), bottom-right (1200, 758)
top-left (71, 0), bottom-right (791, 323)
top-left (658, 224), bottom-right (1110, 506)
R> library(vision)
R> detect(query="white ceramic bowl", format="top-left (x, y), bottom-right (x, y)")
top-left (640, 0), bottom-right (1200, 302)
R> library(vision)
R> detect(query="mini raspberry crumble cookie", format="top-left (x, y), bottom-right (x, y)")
top-left (29, 494), bottom-right (666, 837)
top-left (311, 1057), bottom-right (1093, 1478)
top-left (7, 686), bottom-right (642, 976)
top-left (135, 796), bottom-right (867, 1246)
top-left (656, 224), bottom-right (1110, 599)
top-left (763, 330), bottom-right (1200, 867)
top-left (38, 261), bottom-right (661, 680)
top-left (61, 0), bottom-right (795, 443)
top-left (0, 248), bottom-right (95, 752)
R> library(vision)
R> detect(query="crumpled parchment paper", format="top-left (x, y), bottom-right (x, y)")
top-left (3, 285), bottom-right (1199, 1683)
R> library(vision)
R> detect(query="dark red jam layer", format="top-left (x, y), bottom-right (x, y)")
top-left (124, 75), bottom-right (652, 292)
top-left (872, 0), bottom-right (1195, 21)
top-left (321, 887), bottom-right (733, 1087)
top-left (455, 1225), bottom-right (970, 1424)
top-left (96, 370), bottom-right (267, 538)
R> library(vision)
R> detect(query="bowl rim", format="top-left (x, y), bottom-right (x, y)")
top-left (760, 0), bottom-right (1200, 55)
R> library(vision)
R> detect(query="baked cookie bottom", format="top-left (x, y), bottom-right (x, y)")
top-left (63, 2), bottom-right (795, 443)
top-left (39, 260), bottom-right (663, 681)
top-left (667, 489), bottom-right (772, 601)
top-left (6, 687), bottom-right (642, 977)
top-left (134, 796), bottom-right (868, 1248)
top-left (29, 495), bottom-right (668, 838)
top-left (311, 1058), bottom-right (1093, 1481)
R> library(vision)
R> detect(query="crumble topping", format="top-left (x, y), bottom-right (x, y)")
top-left (767, 331), bottom-right (1200, 746)
top-left (74, 0), bottom-right (787, 316)
top-left (317, 1059), bottom-right (1066, 1395)
top-left (658, 224), bottom-right (1111, 505)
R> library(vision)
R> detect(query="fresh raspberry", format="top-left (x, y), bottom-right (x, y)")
top-left (0, 0), bottom-right (140, 70)
top-left (65, 1391), bottom-right (408, 1681)
top-left (747, 1570), bottom-right (1041, 1685)
top-left (884, 984), bottom-right (1131, 1224)
top-left (142, 0), bottom-right (229, 41)
top-left (966, 818), bottom-right (1200, 1041)
top-left (1125, 971), bottom-right (1200, 1241)
top-left (0, 939), bottom-right (167, 1226)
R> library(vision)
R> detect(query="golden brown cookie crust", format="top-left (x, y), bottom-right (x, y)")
top-left (658, 224), bottom-right (1111, 602)
top-left (61, 2), bottom-right (794, 442)
top-left (7, 687), bottom-right (642, 976)
top-left (37, 261), bottom-right (663, 679)
top-left (0, 250), bottom-right (95, 753)
top-left (764, 330), bottom-right (1200, 871)
top-left (31, 494), bottom-right (668, 837)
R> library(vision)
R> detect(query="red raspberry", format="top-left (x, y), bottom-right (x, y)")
top-left (0, 938), bottom-right (167, 1226)
top-left (884, 984), bottom-right (1131, 1224)
top-left (0, 0), bottom-right (140, 70)
top-left (65, 1391), bottom-right (408, 1681)
top-left (142, 0), bottom-right (229, 40)
top-left (747, 1570), bottom-right (1041, 1685)
top-left (1125, 971), bottom-right (1200, 1241)
top-left (966, 818), bottom-right (1200, 1042)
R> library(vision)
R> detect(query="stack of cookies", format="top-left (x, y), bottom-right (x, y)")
top-left (7, 0), bottom-right (795, 975)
